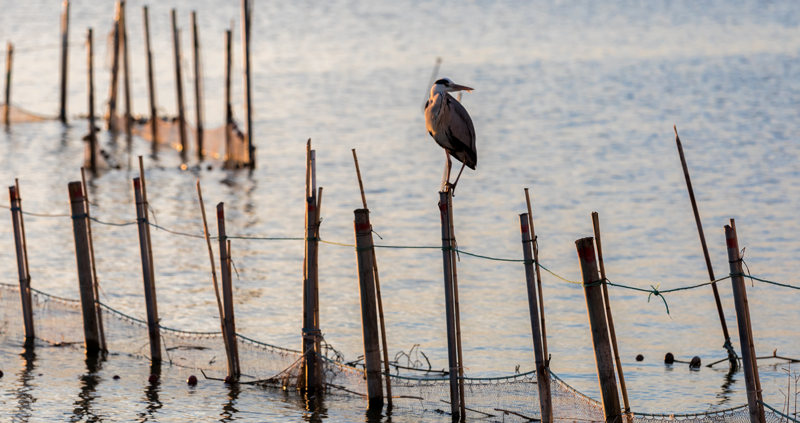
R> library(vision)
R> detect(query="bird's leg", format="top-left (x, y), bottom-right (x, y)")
top-left (441, 150), bottom-right (452, 191)
top-left (450, 161), bottom-right (467, 195)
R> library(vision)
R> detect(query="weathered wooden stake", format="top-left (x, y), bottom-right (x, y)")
top-left (191, 11), bottom-right (204, 160)
top-left (9, 185), bottom-right (34, 346)
top-left (68, 182), bottom-right (101, 355)
top-left (519, 213), bottom-right (553, 423)
top-left (354, 209), bottom-right (385, 408)
top-left (58, 0), bottom-right (70, 124)
top-left (524, 189), bottom-right (548, 360)
top-left (171, 9), bottom-right (188, 156)
top-left (81, 169), bottom-right (106, 353)
top-left (302, 142), bottom-right (322, 392)
top-left (217, 202), bottom-right (240, 378)
top-left (446, 191), bottom-right (466, 417)
top-left (575, 237), bottom-right (621, 423)
top-left (133, 176), bottom-right (161, 361)
top-left (591, 212), bottom-right (631, 421)
top-left (223, 29), bottom-right (233, 166)
top-left (240, 0), bottom-right (254, 167)
top-left (4, 42), bottom-right (12, 125)
top-left (438, 190), bottom-right (461, 418)
top-left (120, 0), bottom-right (131, 136)
top-left (725, 224), bottom-right (765, 423)
top-left (106, 1), bottom-right (121, 132)
top-left (86, 29), bottom-right (97, 172)
top-left (142, 6), bottom-right (158, 145)
top-left (674, 126), bottom-right (736, 367)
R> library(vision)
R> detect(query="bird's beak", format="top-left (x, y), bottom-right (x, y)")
top-left (452, 84), bottom-right (474, 93)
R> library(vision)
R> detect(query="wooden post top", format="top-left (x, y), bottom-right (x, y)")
top-left (354, 209), bottom-right (371, 234)
top-left (575, 237), bottom-right (598, 284)
top-left (217, 202), bottom-right (224, 219)
top-left (9, 185), bottom-right (17, 201)
top-left (724, 225), bottom-right (737, 249)
top-left (133, 177), bottom-right (140, 189)
top-left (68, 181), bottom-right (84, 201)
top-left (519, 213), bottom-right (529, 234)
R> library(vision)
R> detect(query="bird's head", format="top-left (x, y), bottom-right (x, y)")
top-left (431, 78), bottom-right (474, 96)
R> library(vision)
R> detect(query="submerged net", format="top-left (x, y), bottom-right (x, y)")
top-left (0, 104), bottom-right (57, 123)
top-left (0, 282), bottom-right (787, 423)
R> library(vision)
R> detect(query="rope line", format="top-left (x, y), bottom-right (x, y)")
top-left (759, 400), bottom-right (800, 423)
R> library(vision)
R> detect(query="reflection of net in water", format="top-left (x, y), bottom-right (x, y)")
top-left (0, 283), bottom-right (785, 423)
top-left (0, 104), bottom-right (57, 123)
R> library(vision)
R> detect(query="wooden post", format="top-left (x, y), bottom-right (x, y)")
top-left (133, 177), bottom-right (161, 361)
top-left (227, 238), bottom-right (240, 373)
top-left (120, 0), bottom-right (131, 136)
top-left (240, 0), bottom-right (254, 167)
top-left (438, 190), bottom-right (461, 418)
top-left (191, 12), bottom-right (204, 160)
top-left (171, 9), bottom-right (188, 156)
top-left (591, 212), bottom-right (631, 421)
top-left (4, 42), bottom-right (12, 125)
top-left (575, 237), bottom-right (621, 423)
top-left (142, 6), bottom-right (158, 145)
top-left (674, 126), bottom-right (736, 367)
top-left (217, 203), bottom-right (240, 378)
top-left (725, 224), bottom-right (765, 423)
top-left (68, 182), bottom-right (101, 355)
top-left (302, 143), bottom-right (321, 392)
top-left (9, 185), bottom-right (34, 346)
top-left (58, 0), bottom-right (70, 124)
top-left (519, 213), bottom-right (552, 423)
top-left (86, 29), bottom-right (97, 172)
top-left (354, 209), bottom-right (384, 408)
top-left (223, 29), bottom-right (233, 167)
top-left (524, 189), bottom-right (548, 361)
top-left (446, 191), bottom-right (466, 417)
top-left (81, 169), bottom-right (106, 353)
top-left (106, 1), bottom-right (121, 132)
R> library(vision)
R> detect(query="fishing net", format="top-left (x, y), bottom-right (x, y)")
top-left (0, 282), bottom-right (788, 423)
top-left (0, 104), bottom-right (57, 124)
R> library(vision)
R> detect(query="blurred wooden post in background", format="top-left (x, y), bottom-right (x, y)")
top-left (4, 42), bottom-right (12, 125)
top-left (240, 0), bottom-right (254, 167)
top-left (171, 9), bottom-right (188, 157)
top-left (9, 184), bottom-right (34, 347)
top-left (68, 182), bottom-right (101, 355)
top-left (106, 1), bottom-right (121, 132)
top-left (191, 11), bottom-right (204, 160)
top-left (223, 29), bottom-right (233, 167)
top-left (143, 6), bottom-right (158, 145)
top-left (120, 0), bottom-right (132, 136)
top-left (85, 29), bottom-right (97, 173)
top-left (217, 202), bottom-right (240, 378)
top-left (58, 0), bottom-right (70, 124)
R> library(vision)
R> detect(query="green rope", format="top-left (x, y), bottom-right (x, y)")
top-left (734, 273), bottom-right (800, 290)
top-left (760, 400), bottom-right (800, 423)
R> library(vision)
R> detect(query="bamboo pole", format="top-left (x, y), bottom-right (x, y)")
top-left (519, 213), bottom-right (552, 423)
top-left (524, 189), bottom-right (548, 361)
top-left (142, 6), bottom-right (157, 145)
top-left (223, 29), bottom-right (233, 166)
top-left (191, 11), bottom-right (204, 160)
top-left (351, 149), bottom-right (392, 408)
top-left (438, 190), bottom-right (461, 418)
top-left (591, 212), bottom-right (630, 422)
top-left (446, 190), bottom-right (466, 417)
top-left (302, 143), bottom-right (321, 392)
top-left (228, 238), bottom-right (240, 373)
top-left (240, 0), bottom-right (254, 167)
top-left (171, 9), bottom-right (188, 156)
top-left (217, 202), bottom-right (240, 378)
top-left (674, 126), bottom-right (736, 367)
top-left (86, 30), bottom-right (96, 172)
top-left (120, 0), bottom-right (131, 136)
top-left (9, 185), bottom-right (34, 346)
top-left (58, 0), bottom-right (70, 124)
top-left (81, 169), bottom-right (106, 353)
top-left (133, 177), bottom-right (161, 361)
top-left (4, 42), bottom-right (12, 125)
top-left (137, 157), bottom-right (157, 307)
top-left (724, 224), bottom-right (765, 423)
top-left (575, 237), bottom-right (621, 422)
top-left (106, 1), bottom-right (121, 132)
top-left (354, 209), bottom-right (384, 408)
top-left (68, 182), bottom-right (101, 355)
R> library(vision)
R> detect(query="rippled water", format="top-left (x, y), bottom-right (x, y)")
top-left (1, 0), bottom-right (800, 421)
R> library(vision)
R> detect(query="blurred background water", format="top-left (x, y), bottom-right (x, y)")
top-left (1, 0), bottom-right (799, 421)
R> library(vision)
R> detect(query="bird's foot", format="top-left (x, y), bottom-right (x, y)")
top-left (445, 182), bottom-right (457, 196)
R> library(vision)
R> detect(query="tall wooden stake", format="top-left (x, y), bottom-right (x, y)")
top-left (68, 182), bottom-right (101, 355)
top-left (86, 30), bottom-right (97, 172)
top-left (519, 213), bottom-right (552, 423)
top-left (142, 6), bottom-right (157, 145)
top-left (725, 224), bottom-right (765, 423)
top-left (106, 1), bottom-right (121, 132)
top-left (446, 191), bottom-right (466, 417)
top-left (674, 126), bottom-right (736, 367)
top-left (120, 0), bottom-right (131, 136)
top-left (223, 29), bottom-right (233, 166)
top-left (9, 184), bottom-right (34, 346)
top-left (81, 169), bottom-right (106, 353)
top-left (591, 212), bottom-right (630, 421)
top-left (171, 9), bottom-right (188, 157)
top-left (240, 0), bottom-right (254, 167)
top-left (351, 149), bottom-right (392, 408)
top-left (438, 190), bottom-right (461, 418)
top-left (575, 237), bottom-right (621, 423)
top-left (302, 141), bottom-right (321, 392)
top-left (133, 176), bottom-right (161, 361)
top-left (217, 203), bottom-right (240, 378)
top-left (4, 42), bottom-right (12, 125)
top-left (191, 11), bottom-right (204, 160)
top-left (354, 209), bottom-right (384, 408)
top-left (58, 0), bottom-right (70, 124)
top-left (524, 189), bottom-right (548, 361)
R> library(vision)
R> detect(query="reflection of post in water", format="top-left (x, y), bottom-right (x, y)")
top-left (71, 353), bottom-right (102, 421)
top-left (716, 366), bottom-right (738, 407)
top-left (220, 382), bottom-right (241, 423)
top-left (366, 406), bottom-right (389, 423)
top-left (139, 361), bottom-right (163, 421)
top-left (15, 346), bottom-right (36, 420)
top-left (301, 394), bottom-right (328, 423)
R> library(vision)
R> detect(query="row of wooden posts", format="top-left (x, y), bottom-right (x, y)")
top-left (3, 0), bottom-right (255, 169)
top-left (6, 154), bottom-right (768, 423)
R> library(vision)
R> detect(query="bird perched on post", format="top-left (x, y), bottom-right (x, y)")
top-left (424, 78), bottom-right (476, 193)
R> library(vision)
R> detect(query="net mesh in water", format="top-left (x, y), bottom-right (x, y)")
top-left (0, 283), bottom-right (787, 423)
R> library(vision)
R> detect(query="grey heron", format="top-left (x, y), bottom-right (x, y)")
top-left (424, 78), bottom-right (476, 193)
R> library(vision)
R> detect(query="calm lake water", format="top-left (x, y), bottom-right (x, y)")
top-left (1, 0), bottom-right (800, 421)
